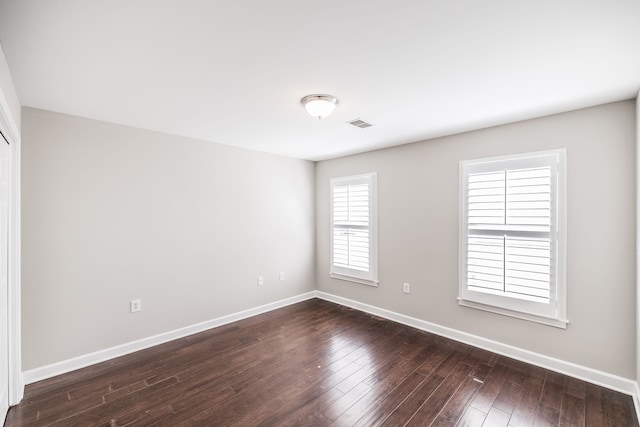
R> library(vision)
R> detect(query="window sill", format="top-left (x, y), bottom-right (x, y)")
top-left (330, 272), bottom-right (379, 287)
top-left (457, 298), bottom-right (568, 329)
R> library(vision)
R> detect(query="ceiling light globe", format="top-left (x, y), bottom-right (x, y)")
top-left (301, 95), bottom-right (338, 119)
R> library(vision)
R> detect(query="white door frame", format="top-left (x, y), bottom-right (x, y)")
top-left (0, 91), bottom-right (22, 405)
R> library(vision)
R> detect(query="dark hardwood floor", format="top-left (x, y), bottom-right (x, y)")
top-left (5, 299), bottom-right (638, 426)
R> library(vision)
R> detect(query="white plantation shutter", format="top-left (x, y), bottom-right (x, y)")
top-left (460, 150), bottom-right (567, 327)
top-left (330, 173), bottom-right (378, 286)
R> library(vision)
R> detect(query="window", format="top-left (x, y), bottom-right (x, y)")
top-left (459, 150), bottom-right (567, 328)
top-left (330, 173), bottom-right (378, 286)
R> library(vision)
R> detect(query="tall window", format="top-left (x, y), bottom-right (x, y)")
top-left (459, 150), bottom-right (567, 328)
top-left (330, 173), bottom-right (378, 286)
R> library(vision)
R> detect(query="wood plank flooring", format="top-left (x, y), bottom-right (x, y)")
top-left (4, 299), bottom-right (638, 426)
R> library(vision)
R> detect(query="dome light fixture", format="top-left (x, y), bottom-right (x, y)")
top-left (301, 94), bottom-right (338, 120)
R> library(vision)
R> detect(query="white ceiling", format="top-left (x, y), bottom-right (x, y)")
top-left (0, 1), bottom-right (638, 161)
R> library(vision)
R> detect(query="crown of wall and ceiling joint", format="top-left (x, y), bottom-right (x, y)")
top-left (347, 119), bottom-right (373, 129)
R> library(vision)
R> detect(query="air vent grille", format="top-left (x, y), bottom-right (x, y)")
top-left (347, 118), bottom-right (373, 129)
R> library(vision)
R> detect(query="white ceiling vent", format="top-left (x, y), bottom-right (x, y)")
top-left (347, 118), bottom-right (373, 129)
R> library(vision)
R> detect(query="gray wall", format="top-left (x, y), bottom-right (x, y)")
top-left (316, 101), bottom-right (636, 379)
top-left (21, 108), bottom-right (315, 370)
top-left (20, 100), bottom-right (638, 379)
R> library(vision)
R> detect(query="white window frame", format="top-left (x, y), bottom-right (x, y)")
top-left (330, 173), bottom-right (378, 287)
top-left (459, 149), bottom-right (567, 328)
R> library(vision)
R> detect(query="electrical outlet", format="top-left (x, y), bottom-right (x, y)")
top-left (257, 276), bottom-right (264, 286)
top-left (130, 299), bottom-right (141, 313)
top-left (403, 283), bottom-right (410, 294)
top-left (279, 272), bottom-right (285, 281)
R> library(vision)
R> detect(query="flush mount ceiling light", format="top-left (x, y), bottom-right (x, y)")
top-left (301, 94), bottom-right (338, 119)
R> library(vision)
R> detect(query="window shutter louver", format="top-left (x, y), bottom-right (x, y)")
top-left (330, 174), bottom-right (377, 286)
top-left (460, 150), bottom-right (566, 327)
top-left (466, 166), bottom-right (552, 303)
top-left (332, 183), bottom-right (370, 272)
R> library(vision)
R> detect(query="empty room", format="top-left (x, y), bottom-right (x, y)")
top-left (0, 1), bottom-right (639, 426)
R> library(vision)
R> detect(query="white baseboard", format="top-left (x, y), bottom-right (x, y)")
top-left (22, 289), bottom-right (640, 420)
top-left (0, 386), bottom-right (8, 426)
top-left (316, 291), bottom-right (639, 398)
top-left (634, 382), bottom-right (640, 423)
top-left (23, 292), bottom-right (317, 384)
